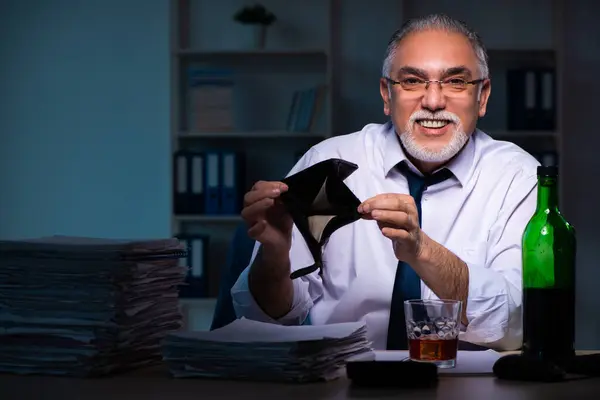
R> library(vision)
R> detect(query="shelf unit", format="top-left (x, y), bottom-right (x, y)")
top-left (169, 0), bottom-right (340, 298)
top-left (174, 214), bottom-right (242, 223)
top-left (169, 0), bottom-right (561, 301)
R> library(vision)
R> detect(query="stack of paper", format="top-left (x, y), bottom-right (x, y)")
top-left (162, 318), bottom-right (373, 383)
top-left (0, 235), bottom-right (188, 377)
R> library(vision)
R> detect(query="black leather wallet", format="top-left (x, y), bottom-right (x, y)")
top-left (280, 158), bottom-right (362, 279)
top-left (346, 360), bottom-right (439, 388)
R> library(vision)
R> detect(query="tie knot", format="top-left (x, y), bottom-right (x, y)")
top-left (396, 162), bottom-right (454, 198)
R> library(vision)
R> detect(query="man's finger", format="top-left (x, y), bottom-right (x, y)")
top-left (379, 227), bottom-right (411, 242)
top-left (359, 195), bottom-right (415, 214)
top-left (247, 220), bottom-right (267, 239)
top-left (244, 185), bottom-right (287, 206)
top-left (251, 180), bottom-right (288, 192)
top-left (241, 198), bottom-right (274, 221)
top-left (371, 210), bottom-right (415, 229)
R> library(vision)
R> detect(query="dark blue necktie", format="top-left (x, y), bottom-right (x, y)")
top-left (386, 162), bottom-right (454, 350)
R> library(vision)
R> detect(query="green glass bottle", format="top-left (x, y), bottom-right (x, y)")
top-left (522, 166), bottom-right (576, 366)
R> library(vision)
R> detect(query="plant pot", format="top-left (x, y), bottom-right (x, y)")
top-left (253, 25), bottom-right (268, 49)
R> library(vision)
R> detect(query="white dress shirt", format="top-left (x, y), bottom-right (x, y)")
top-left (231, 122), bottom-right (539, 351)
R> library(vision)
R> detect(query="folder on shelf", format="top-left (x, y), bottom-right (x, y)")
top-left (538, 68), bottom-right (556, 131)
top-left (188, 151), bottom-right (205, 215)
top-left (220, 151), bottom-right (246, 215)
top-left (187, 67), bottom-right (235, 132)
top-left (286, 91), bottom-right (300, 132)
top-left (506, 68), bottom-right (556, 131)
top-left (286, 85), bottom-right (326, 133)
top-left (507, 68), bottom-right (538, 130)
top-left (205, 152), bottom-right (221, 215)
top-left (173, 150), bottom-right (191, 215)
top-left (176, 234), bottom-right (210, 298)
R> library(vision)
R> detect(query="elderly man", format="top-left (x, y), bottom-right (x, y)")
top-left (231, 13), bottom-right (538, 351)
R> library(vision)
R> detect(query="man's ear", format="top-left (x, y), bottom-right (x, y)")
top-left (477, 79), bottom-right (491, 117)
top-left (380, 78), bottom-right (391, 116)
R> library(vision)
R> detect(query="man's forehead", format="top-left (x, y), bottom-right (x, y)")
top-left (392, 30), bottom-right (479, 75)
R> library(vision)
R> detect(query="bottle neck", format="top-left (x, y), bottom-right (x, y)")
top-left (536, 175), bottom-right (559, 212)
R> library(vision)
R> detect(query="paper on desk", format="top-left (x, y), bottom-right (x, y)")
top-left (171, 317), bottom-right (366, 343)
top-left (162, 318), bottom-right (374, 383)
top-left (0, 235), bottom-right (188, 377)
top-left (351, 349), bottom-right (502, 375)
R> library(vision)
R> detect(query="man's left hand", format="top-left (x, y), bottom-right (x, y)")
top-left (358, 193), bottom-right (423, 263)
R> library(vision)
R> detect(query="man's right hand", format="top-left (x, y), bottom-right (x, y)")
top-left (242, 181), bottom-right (295, 319)
top-left (241, 180), bottom-right (293, 255)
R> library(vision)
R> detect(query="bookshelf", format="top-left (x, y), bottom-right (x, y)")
top-left (169, 0), bottom-right (340, 299)
top-left (169, 0), bottom-right (562, 303)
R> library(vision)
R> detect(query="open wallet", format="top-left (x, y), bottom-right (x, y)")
top-left (280, 158), bottom-right (363, 280)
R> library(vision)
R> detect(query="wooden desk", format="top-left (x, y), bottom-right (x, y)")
top-left (1, 359), bottom-right (600, 400)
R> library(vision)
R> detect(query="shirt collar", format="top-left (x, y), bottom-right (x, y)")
top-left (382, 122), bottom-right (476, 186)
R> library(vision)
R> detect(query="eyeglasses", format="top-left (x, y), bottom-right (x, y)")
top-left (385, 76), bottom-right (486, 97)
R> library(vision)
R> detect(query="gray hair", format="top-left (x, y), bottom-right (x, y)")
top-left (382, 14), bottom-right (489, 80)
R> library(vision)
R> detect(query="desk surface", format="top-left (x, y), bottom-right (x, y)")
top-left (1, 364), bottom-right (600, 400)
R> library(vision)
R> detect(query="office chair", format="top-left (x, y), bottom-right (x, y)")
top-left (210, 222), bottom-right (256, 330)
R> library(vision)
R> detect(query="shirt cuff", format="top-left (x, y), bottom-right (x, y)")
top-left (230, 265), bottom-right (313, 325)
top-left (460, 263), bottom-right (520, 350)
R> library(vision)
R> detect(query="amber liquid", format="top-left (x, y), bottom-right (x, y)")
top-left (409, 338), bottom-right (458, 361)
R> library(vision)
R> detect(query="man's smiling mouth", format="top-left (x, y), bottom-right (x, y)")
top-left (416, 119), bottom-right (452, 129)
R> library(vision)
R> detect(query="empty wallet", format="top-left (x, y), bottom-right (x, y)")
top-left (280, 158), bottom-right (362, 279)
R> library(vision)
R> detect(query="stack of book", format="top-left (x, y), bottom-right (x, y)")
top-left (0, 235), bottom-right (188, 377)
top-left (188, 67), bottom-right (235, 132)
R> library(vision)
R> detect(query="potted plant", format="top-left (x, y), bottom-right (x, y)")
top-left (233, 4), bottom-right (277, 49)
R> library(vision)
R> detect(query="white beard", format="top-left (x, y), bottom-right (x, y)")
top-left (399, 111), bottom-right (470, 163)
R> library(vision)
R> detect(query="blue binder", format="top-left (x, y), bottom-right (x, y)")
top-left (176, 233), bottom-right (210, 298)
top-left (188, 151), bottom-right (205, 214)
top-left (220, 151), bottom-right (246, 215)
top-left (173, 150), bottom-right (191, 214)
top-left (204, 152), bottom-right (220, 215)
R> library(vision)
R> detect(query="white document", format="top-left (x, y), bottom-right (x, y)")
top-left (171, 317), bottom-right (367, 343)
top-left (351, 349), bottom-right (502, 375)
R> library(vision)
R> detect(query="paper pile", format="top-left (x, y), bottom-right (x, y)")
top-left (162, 317), bottom-right (373, 383)
top-left (0, 235), bottom-right (188, 377)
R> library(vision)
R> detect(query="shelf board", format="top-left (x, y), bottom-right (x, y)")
top-left (488, 130), bottom-right (556, 139)
top-left (487, 49), bottom-right (555, 68)
top-left (177, 49), bottom-right (328, 59)
top-left (179, 297), bottom-right (217, 307)
top-left (177, 130), bottom-right (326, 139)
top-left (174, 215), bottom-right (242, 223)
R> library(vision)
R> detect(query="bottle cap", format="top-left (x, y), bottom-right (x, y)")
top-left (537, 166), bottom-right (558, 177)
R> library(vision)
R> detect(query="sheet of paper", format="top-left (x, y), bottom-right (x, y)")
top-left (351, 349), bottom-right (502, 375)
top-left (170, 317), bottom-right (367, 343)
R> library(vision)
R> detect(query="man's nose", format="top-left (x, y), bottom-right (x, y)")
top-left (421, 81), bottom-right (447, 111)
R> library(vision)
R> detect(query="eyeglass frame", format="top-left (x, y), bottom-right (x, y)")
top-left (384, 76), bottom-right (487, 95)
